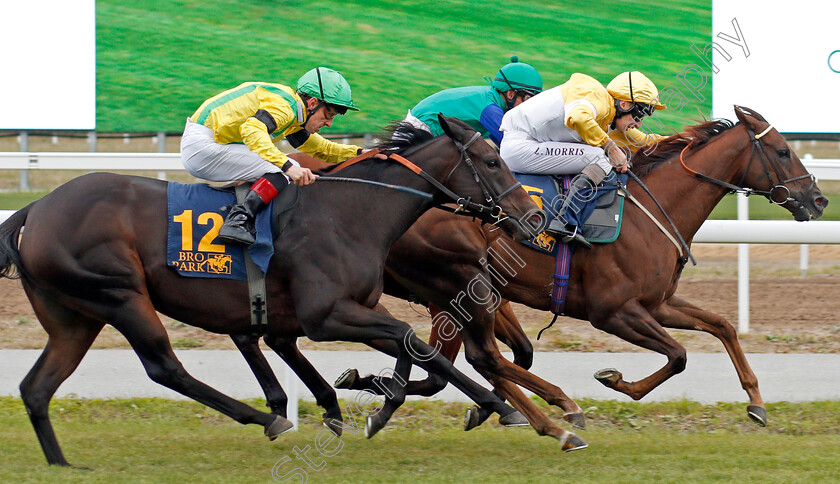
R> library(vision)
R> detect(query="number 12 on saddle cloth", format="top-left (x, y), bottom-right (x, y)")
top-left (166, 182), bottom-right (274, 279)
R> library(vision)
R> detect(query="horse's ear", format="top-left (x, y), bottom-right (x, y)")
top-left (438, 114), bottom-right (464, 140)
top-left (733, 105), bottom-right (757, 130)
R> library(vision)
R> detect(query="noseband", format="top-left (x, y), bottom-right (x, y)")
top-left (680, 124), bottom-right (815, 204)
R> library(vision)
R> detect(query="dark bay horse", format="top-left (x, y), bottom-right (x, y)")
top-left (236, 107), bottom-right (827, 444)
top-left (0, 116), bottom-right (546, 467)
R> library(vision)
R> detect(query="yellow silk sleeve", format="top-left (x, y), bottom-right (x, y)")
top-left (296, 133), bottom-right (361, 164)
top-left (239, 116), bottom-right (292, 167)
top-left (608, 129), bottom-right (666, 153)
top-left (565, 104), bottom-right (610, 147)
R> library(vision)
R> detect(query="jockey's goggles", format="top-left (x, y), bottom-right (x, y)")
top-left (515, 89), bottom-right (539, 101)
top-left (629, 102), bottom-right (656, 119)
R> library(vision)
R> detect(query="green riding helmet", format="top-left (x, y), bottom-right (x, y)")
top-left (296, 67), bottom-right (359, 112)
top-left (487, 55), bottom-right (543, 95)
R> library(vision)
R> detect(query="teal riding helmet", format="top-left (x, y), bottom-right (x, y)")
top-left (487, 55), bottom-right (543, 94)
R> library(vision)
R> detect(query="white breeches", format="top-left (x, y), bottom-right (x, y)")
top-left (499, 131), bottom-right (613, 175)
top-left (180, 118), bottom-right (290, 182)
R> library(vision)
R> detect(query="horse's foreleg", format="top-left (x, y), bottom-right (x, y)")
top-left (653, 296), bottom-right (766, 426)
top-left (230, 334), bottom-right (289, 416)
top-left (340, 302), bottom-right (532, 401)
top-left (475, 368), bottom-right (588, 452)
top-left (591, 298), bottom-right (687, 400)
top-left (364, 340), bottom-right (412, 438)
top-left (462, 302), bottom-right (541, 430)
top-left (461, 328), bottom-right (585, 429)
top-left (303, 298), bottom-right (524, 437)
top-left (383, 302), bottom-right (461, 396)
top-left (336, 303), bottom-right (458, 397)
top-left (494, 302), bottom-right (534, 370)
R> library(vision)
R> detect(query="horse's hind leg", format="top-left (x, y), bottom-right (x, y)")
top-left (591, 298), bottom-right (687, 400)
top-left (230, 334), bottom-right (289, 416)
top-left (19, 290), bottom-right (103, 466)
top-left (109, 299), bottom-right (292, 438)
top-left (262, 336), bottom-right (344, 435)
top-left (653, 296), bottom-right (766, 426)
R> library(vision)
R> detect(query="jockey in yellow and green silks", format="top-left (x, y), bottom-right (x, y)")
top-left (180, 67), bottom-right (364, 246)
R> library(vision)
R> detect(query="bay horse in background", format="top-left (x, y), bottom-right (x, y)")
top-left (345, 105), bottom-right (828, 429)
top-left (234, 106), bottom-right (827, 444)
top-left (0, 116), bottom-right (546, 467)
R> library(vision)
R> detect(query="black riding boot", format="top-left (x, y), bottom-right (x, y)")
top-left (218, 173), bottom-right (286, 246)
top-left (546, 174), bottom-right (594, 249)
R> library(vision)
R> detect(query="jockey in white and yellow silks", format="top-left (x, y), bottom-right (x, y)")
top-left (500, 71), bottom-right (666, 248)
top-left (180, 67), bottom-right (363, 246)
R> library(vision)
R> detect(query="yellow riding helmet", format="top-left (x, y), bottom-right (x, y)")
top-left (607, 71), bottom-right (666, 111)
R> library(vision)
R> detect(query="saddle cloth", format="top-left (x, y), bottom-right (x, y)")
top-left (166, 182), bottom-right (274, 279)
top-left (516, 171), bottom-right (627, 256)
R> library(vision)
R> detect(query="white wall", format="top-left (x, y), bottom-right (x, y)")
top-left (0, 0), bottom-right (96, 130)
top-left (712, 0), bottom-right (838, 134)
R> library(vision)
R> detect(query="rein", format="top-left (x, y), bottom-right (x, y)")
top-left (322, 132), bottom-right (521, 222)
top-left (315, 176), bottom-right (434, 200)
top-left (625, 170), bottom-right (696, 266)
top-left (679, 124), bottom-right (815, 204)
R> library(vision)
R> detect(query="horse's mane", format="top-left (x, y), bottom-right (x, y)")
top-left (317, 121), bottom-right (436, 174)
top-left (374, 121), bottom-right (437, 153)
top-left (631, 118), bottom-right (738, 178)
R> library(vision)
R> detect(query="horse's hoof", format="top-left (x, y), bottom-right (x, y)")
top-left (323, 417), bottom-right (344, 437)
top-left (564, 412), bottom-right (586, 430)
top-left (334, 368), bottom-right (360, 389)
top-left (594, 368), bottom-right (622, 388)
top-left (561, 433), bottom-right (589, 452)
top-left (265, 415), bottom-right (294, 440)
top-left (747, 405), bottom-right (767, 427)
top-left (499, 410), bottom-right (530, 427)
top-left (365, 414), bottom-right (386, 439)
top-left (463, 406), bottom-right (481, 431)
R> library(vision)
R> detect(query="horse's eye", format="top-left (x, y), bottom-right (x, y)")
top-left (487, 159), bottom-right (499, 168)
top-left (777, 148), bottom-right (790, 159)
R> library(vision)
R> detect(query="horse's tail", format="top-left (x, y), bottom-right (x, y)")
top-left (0, 202), bottom-right (34, 280)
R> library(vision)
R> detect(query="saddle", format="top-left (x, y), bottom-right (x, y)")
top-left (516, 171), bottom-right (626, 255)
top-left (165, 181), bottom-right (299, 280)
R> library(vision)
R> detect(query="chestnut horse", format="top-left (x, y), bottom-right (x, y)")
top-left (0, 116), bottom-right (546, 467)
top-left (234, 107), bottom-right (827, 445)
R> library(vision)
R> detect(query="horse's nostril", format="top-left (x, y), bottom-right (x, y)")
top-left (817, 196), bottom-right (829, 208)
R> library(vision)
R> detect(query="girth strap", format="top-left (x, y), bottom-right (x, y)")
top-left (234, 184), bottom-right (269, 337)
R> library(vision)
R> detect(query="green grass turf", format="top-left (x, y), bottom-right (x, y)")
top-left (96, 0), bottom-right (712, 133)
top-left (1, 397), bottom-right (839, 482)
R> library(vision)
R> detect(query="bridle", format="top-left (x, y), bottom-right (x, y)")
top-left (330, 132), bottom-right (522, 222)
top-left (327, 131), bottom-right (522, 222)
top-left (400, 131), bottom-right (522, 221)
top-left (679, 123), bottom-right (815, 204)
